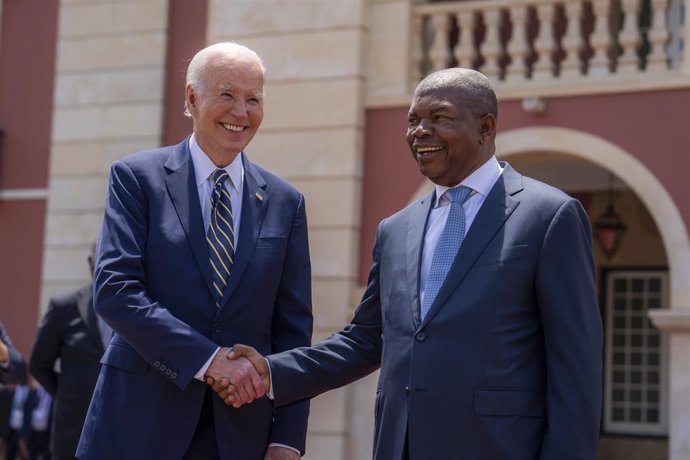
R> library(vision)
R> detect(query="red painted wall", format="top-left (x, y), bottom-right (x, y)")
top-left (359, 88), bottom-right (690, 283)
top-left (0, 0), bottom-right (59, 354)
top-left (162, 0), bottom-right (208, 146)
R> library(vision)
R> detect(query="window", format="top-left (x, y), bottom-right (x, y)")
top-left (604, 270), bottom-right (668, 435)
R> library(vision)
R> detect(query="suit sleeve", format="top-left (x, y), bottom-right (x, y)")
top-left (536, 199), bottom-right (603, 459)
top-left (266, 194), bottom-right (314, 453)
top-left (0, 322), bottom-right (27, 385)
top-left (268, 221), bottom-right (384, 407)
top-left (29, 300), bottom-right (65, 395)
top-left (94, 161), bottom-right (217, 389)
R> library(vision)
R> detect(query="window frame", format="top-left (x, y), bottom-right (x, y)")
top-left (601, 268), bottom-right (669, 437)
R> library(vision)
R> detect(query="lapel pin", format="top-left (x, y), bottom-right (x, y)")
top-left (255, 192), bottom-right (264, 201)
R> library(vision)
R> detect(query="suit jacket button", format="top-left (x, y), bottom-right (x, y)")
top-left (154, 360), bottom-right (161, 368)
top-left (415, 332), bottom-right (426, 342)
top-left (213, 324), bottom-right (221, 333)
top-left (405, 386), bottom-right (409, 395)
top-left (171, 372), bottom-right (178, 379)
top-left (165, 369), bottom-right (172, 376)
top-left (160, 364), bottom-right (167, 372)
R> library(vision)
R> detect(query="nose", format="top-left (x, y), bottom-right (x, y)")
top-left (410, 119), bottom-right (431, 137)
top-left (230, 100), bottom-right (249, 119)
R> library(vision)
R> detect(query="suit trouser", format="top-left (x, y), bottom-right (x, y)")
top-left (183, 389), bottom-right (220, 460)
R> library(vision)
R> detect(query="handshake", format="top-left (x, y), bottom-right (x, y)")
top-left (203, 344), bottom-right (270, 408)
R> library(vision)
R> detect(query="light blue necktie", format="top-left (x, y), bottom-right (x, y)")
top-left (421, 186), bottom-right (473, 320)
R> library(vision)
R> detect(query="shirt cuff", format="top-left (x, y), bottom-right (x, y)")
top-left (267, 443), bottom-right (301, 456)
top-left (194, 347), bottom-right (220, 381)
top-left (265, 357), bottom-right (275, 400)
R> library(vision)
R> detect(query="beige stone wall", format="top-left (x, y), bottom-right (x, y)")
top-left (42, 0), bottom-right (168, 313)
top-left (208, 0), bottom-right (371, 457)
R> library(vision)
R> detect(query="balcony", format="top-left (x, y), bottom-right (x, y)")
top-left (410, 0), bottom-right (689, 98)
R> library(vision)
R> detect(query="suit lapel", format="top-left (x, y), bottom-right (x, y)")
top-left (219, 154), bottom-right (268, 308)
top-left (407, 192), bottom-right (434, 328)
top-left (164, 138), bottom-right (215, 298)
top-left (420, 164), bottom-right (523, 327)
top-left (76, 285), bottom-right (104, 352)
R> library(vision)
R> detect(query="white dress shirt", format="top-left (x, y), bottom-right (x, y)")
top-left (419, 156), bottom-right (504, 308)
top-left (189, 137), bottom-right (300, 455)
top-left (191, 134), bottom-right (244, 380)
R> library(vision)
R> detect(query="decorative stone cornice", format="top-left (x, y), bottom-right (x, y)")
top-left (649, 310), bottom-right (690, 333)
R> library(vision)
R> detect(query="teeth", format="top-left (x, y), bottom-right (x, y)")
top-left (221, 123), bottom-right (244, 132)
top-left (416, 146), bottom-right (442, 153)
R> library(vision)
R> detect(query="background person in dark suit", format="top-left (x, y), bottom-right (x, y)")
top-left (221, 68), bottom-right (603, 460)
top-left (29, 243), bottom-right (109, 460)
top-left (0, 321), bottom-right (27, 386)
top-left (76, 42), bottom-right (312, 460)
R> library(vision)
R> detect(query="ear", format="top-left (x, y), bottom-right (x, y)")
top-left (478, 113), bottom-right (497, 144)
top-left (185, 84), bottom-right (197, 115)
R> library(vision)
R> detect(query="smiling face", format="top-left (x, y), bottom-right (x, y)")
top-left (406, 75), bottom-right (496, 187)
top-left (185, 51), bottom-right (264, 167)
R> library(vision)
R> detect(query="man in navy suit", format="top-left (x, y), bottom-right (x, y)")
top-left (76, 42), bottom-right (313, 460)
top-left (30, 243), bottom-right (110, 459)
top-left (219, 68), bottom-right (603, 459)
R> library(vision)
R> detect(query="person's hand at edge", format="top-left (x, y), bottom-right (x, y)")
top-left (264, 445), bottom-right (300, 460)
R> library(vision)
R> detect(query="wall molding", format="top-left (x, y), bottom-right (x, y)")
top-left (0, 188), bottom-right (49, 200)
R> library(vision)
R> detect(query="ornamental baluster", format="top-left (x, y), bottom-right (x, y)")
top-left (646, 0), bottom-right (670, 71)
top-left (480, 8), bottom-right (503, 80)
top-left (532, 3), bottom-right (557, 80)
top-left (616, 0), bottom-right (641, 74)
top-left (429, 13), bottom-right (452, 72)
top-left (589, 0), bottom-right (613, 75)
top-left (505, 4), bottom-right (530, 81)
top-left (560, 1), bottom-right (585, 78)
top-left (410, 13), bottom-right (425, 90)
top-left (454, 10), bottom-right (477, 69)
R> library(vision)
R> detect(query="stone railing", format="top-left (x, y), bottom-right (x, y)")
top-left (411, 0), bottom-right (689, 96)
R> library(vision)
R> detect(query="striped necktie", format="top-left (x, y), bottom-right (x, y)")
top-left (207, 169), bottom-right (235, 307)
top-left (421, 185), bottom-right (473, 320)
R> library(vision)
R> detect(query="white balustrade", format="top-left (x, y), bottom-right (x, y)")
top-left (411, 0), bottom-right (686, 92)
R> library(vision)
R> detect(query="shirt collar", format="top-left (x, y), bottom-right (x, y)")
top-left (433, 155), bottom-right (503, 207)
top-left (189, 134), bottom-right (243, 193)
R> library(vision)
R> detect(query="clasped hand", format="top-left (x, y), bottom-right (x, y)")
top-left (204, 344), bottom-right (270, 408)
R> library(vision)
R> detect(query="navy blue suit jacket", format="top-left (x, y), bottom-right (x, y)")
top-left (268, 164), bottom-right (602, 460)
top-left (30, 285), bottom-right (105, 457)
top-left (77, 139), bottom-right (313, 460)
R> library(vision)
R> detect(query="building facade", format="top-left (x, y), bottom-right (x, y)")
top-left (1, 0), bottom-right (689, 458)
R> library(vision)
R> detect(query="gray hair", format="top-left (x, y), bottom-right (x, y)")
top-left (183, 42), bottom-right (266, 117)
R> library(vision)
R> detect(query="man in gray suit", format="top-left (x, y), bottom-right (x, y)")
top-left (218, 68), bottom-right (603, 460)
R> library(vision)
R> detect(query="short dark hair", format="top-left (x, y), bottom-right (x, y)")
top-left (417, 68), bottom-right (499, 119)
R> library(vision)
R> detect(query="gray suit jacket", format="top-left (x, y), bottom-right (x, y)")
top-left (269, 163), bottom-right (603, 460)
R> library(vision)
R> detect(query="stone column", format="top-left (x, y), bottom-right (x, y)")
top-left (207, 1), bottom-right (369, 458)
top-left (42, 0), bottom-right (168, 311)
top-left (649, 309), bottom-right (690, 460)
